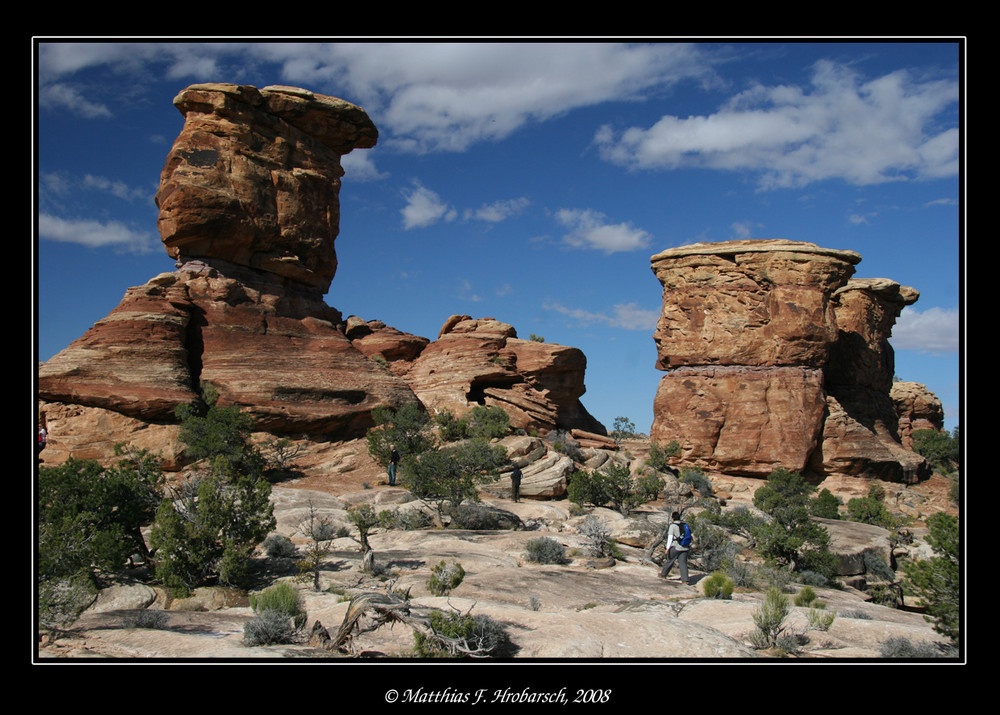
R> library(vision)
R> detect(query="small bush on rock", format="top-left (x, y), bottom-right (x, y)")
top-left (263, 533), bottom-right (297, 559)
top-left (243, 609), bottom-right (296, 647)
top-left (250, 581), bottom-right (305, 628)
top-left (702, 571), bottom-right (734, 599)
top-left (525, 537), bottom-right (567, 565)
top-left (427, 560), bottom-right (465, 596)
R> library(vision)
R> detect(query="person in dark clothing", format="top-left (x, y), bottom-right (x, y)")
top-left (388, 446), bottom-right (399, 486)
top-left (510, 465), bottom-right (522, 503)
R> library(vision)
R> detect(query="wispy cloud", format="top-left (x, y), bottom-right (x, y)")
top-left (556, 208), bottom-right (652, 253)
top-left (595, 59), bottom-right (959, 188)
top-left (342, 151), bottom-right (388, 181)
top-left (37, 42), bottom-right (718, 152)
top-left (465, 197), bottom-right (530, 223)
top-left (545, 301), bottom-right (659, 331)
top-left (890, 306), bottom-right (959, 354)
top-left (37, 214), bottom-right (157, 253)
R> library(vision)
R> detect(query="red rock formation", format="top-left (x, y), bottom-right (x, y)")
top-left (156, 83), bottom-right (377, 293)
top-left (814, 279), bottom-right (927, 481)
top-left (402, 315), bottom-right (606, 435)
top-left (649, 240), bottom-right (932, 481)
top-left (39, 84), bottom-right (419, 458)
top-left (649, 240), bottom-right (860, 476)
top-left (891, 381), bottom-right (946, 449)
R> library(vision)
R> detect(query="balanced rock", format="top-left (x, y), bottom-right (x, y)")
top-left (156, 83), bottom-right (377, 293)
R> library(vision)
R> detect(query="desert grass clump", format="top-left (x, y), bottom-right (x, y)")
top-left (702, 571), bottom-right (734, 600)
top-left (249, 581), bottom-right (305, 628)
top-left (120, 609), bottom-right (169, 630)
top-left (749, 586), bottom-right (791, 650)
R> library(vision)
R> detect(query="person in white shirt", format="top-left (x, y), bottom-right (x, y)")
top-left (659, 511), bottom-right (690, 585)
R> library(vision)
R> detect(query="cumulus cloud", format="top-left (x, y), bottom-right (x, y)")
top-left (545, 301), bottom-right (659, 331)
top-left (594, 59), bottom-right (959, 189)
top-left (556, 208), bottom-right (652, 253)
top-left (401, 182), bottom-right (456, 229)
top-left (37, 214), bottom-right (157, 253)
top-left (890, 306), bottom-right (959, 353)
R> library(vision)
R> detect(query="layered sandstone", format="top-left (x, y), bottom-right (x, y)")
top-left (814, 279), bottom-right (927, 481)
top-left (649, 240), bottom-right (860, 476)
top-left (891, 381), bottom-right (947, 449)
top-left (649, 240), bottom-right (932, 481)
top-left (38, 84), bottom-right (420, 458)
top-left (403, 316), bottom-right (606, 435)
top-left (155, 83), bottom-right (377, 293)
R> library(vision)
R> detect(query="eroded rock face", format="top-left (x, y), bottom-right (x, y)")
top-left (891, 381), bottom-right (946, 449)
top-left (155, 83), bottom-right (377, 293)
top-left (649, 240), bottom-right (860, 476)
top-left (814, 279), bottom-right (928, 481)
top-left (403, 316), bottom-right (606, 435)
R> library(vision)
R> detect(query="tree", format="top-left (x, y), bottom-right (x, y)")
top-left (295, 500), bottom-right (342, 589)
top-left (150, 401), bottom-right (276, 594)
top-left (400, 439), bottom-right (509, 523)
top-left (366, 402), bottom-right (436, 467)
top-left (149, 464), bottom-right (275, 593)
top-left (912, 427), bottom-right (960, 474)
top-left (900, 512), bottom-right (960, 645)
top-left (752, 468), bottom-right (836, 577)
top-left (567, 463), bottom-right (663, 516)
top-left (38, 446), bottom-right (165, 626)
top-left (610, 416), bottom-right (637, 444)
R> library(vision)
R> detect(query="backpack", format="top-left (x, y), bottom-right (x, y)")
top-left (678, 521), bottom-right (693, 548)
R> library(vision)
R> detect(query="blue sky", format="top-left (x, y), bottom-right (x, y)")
top-left (34, 40), bottom-right (963, 435)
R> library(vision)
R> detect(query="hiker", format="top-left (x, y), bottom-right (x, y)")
top-left (510, 464), bottom-right (522, 503)
top-left (387, 445), bottom-right (399, 486)
top-left (659, 511), bottom-right (691, 585)
top-left (38, 424), bottom-right (47, 453)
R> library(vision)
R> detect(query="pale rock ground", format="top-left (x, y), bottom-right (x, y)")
top-left (38, 439), bottom-right (953, 662)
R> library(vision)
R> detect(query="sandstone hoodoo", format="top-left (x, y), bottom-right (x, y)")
top-left (649, 239), bottom-right (931, 482)
top-left (38, 84), bottom-right (607, 466)
top-left (38, 83), bottom-right (418, 453)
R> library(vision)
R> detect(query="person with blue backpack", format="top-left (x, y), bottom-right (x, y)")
top-left (659, 511), bottom-right (692, 585)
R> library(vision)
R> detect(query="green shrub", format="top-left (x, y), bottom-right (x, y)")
top-left (749, 586), bottom-right (791, 650)
top-left (646, 441), bottom-right (680, 472)
top-left (793, 585), bottom-right (820, 608)
top-left (567, 463), bottom-right (663, 516)
top-left (250, 581), bottom-right (306, 627)
top-left (911, 427), bottom-right (960, 474)
top-left (243, 609), bottom-right (296, 647)
top-left (525, 537), bottom-right (568, 565)
top-left (679, 467), bottom-right (713, 497)
top-left (847, 484), bottom-right (903, 528)
top-left (702, 571), bottom-right (734, 599)
top-left (427, 560), bottom-right (466, 596)
top-left (414, 610), bottom-right (516, 658)
top-left (810, 488), bottom-right (842, 519)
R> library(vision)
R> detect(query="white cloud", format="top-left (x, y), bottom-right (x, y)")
top-left (544, 301), bottom-right (659, 331)
top-left (595, 59), bottom-right (959, 189)
top-left (890, 306), bottom-right (959, 354)
top-left (465, 197), bottom-right (530, 223)
top-left (38, 82), bottom-right (112, 119)
top-left (400, 182), bottom-right (456, 229)
top-left (37, 214), bottom-right (157, 253)
top-left (341, 151), bottom-right (388, 181)
top-left (37, 42), bottom-right (716, 152)
top-left (556, 208), bottom-right (651, 253)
